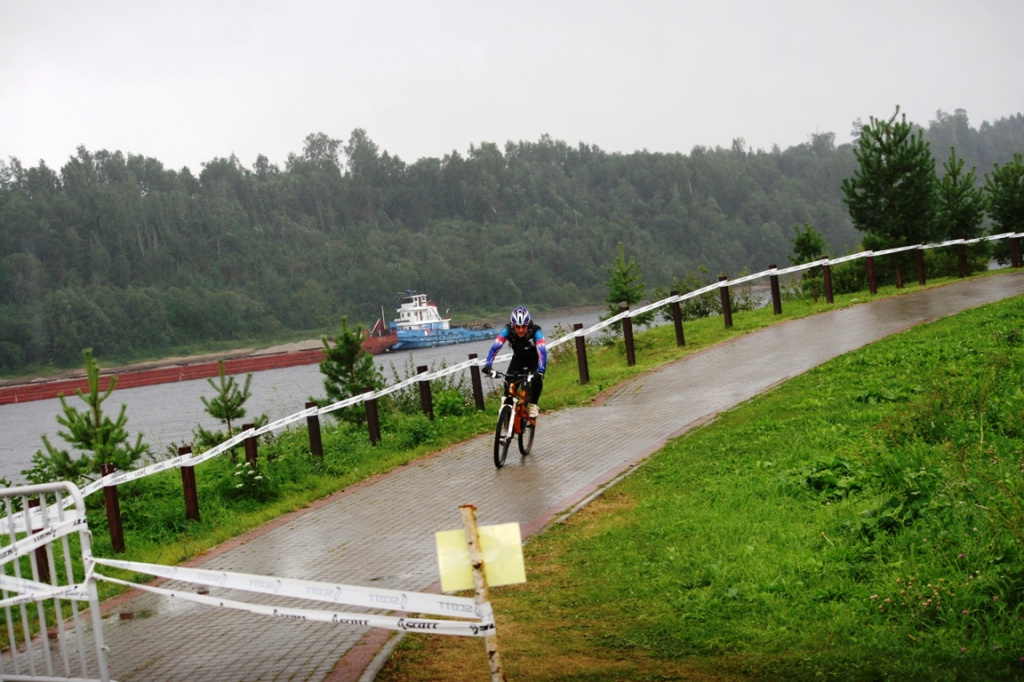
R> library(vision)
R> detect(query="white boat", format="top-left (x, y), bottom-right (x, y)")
top-left (389, 292), bottom-right (494, 350)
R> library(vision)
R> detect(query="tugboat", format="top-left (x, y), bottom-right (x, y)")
top-left (389, 291), bottom-right (494, 350)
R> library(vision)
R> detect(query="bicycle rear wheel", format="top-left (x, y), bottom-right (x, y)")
top-left (517, 416), bottom-right (534, 455)
top-left (494, 406), bottom-right (512, 468)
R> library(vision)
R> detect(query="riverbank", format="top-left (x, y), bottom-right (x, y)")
top-left (0, 339), bottom-right (326, 405)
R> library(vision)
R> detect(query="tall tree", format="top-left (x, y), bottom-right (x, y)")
top-left (841, 106), bottom-right (939, 252)
top-left (937, 149), bottom-right (986, 240)
top-left (985, 153), bottom-right (1024, 235)
top-left (935, 148), bottom-right (988, 275)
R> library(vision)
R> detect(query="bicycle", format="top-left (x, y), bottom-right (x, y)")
top-left (488, 371), bottom-right (536, 468)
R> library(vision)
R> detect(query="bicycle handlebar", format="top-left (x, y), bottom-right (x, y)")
top-left (486, 370), bottom-right (533, 383)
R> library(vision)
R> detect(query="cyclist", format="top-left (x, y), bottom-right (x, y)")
top-left (483, 306), bottom-right (547, 418)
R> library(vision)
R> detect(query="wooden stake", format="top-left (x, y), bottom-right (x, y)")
top-left (460, 504), bottom-right (506, 682)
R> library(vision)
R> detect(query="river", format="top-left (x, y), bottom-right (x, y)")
top-left (0, 308), bottom-right (607, 483)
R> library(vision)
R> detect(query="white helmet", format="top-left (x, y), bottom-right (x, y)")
top-left (510, 306), bottom-right (531, 326)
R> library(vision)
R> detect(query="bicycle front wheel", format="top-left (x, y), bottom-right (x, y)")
top-left (517, 416), bottom-right (535, 456)
top-left (494, 405), bottom-right (512, 468)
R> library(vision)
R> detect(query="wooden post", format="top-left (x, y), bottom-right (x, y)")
top-left (867, 255), bottom-right (877, 294)
top-left (28, 498), bottom-right (50, 583)
top-left (460, 504), bottom-right (506, 682)
top-left (417, 365), bottom-right (434, 421)
top-left (100, 463), bottom-right (125, 554)
top-left (768, 264), bottom-right (782, 315)
top-left (669, 291), bottom-right (685, 346)
top-left (243, 424), bottom-right (258, 468)
top-left (620, 304), bottom-right (636, 367)
top-left (178, 445), bottom-right (200, 522)
top-left (895, 264), bottom-right (903, 289)
top-left (823, 260), bottom-right (834, 304)
top-left (916, 246), bottom-right (926, 285)
top-left (1012, 237), bottom-right (1021, 268)
top-left (958, 238), bottom-right (968, 277)
top-left (305, 402), bottom-right (324, 459)
top-left (573, 323), bottom-right (590, 384)
top-left (469, 353), bottom-right (485, 411)
top-left (364, 389), bottom-right (381, 445)
top-left (718, 276), bottom-right (733, 328)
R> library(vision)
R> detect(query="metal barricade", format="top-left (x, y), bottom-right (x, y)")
top-left (1, 482), bottom-right (111, 681)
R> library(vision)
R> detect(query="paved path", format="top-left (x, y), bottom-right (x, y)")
top-left (73, 273), bottom-right (1024, 680)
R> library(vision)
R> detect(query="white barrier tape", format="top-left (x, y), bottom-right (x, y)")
top-left (95, 574), bottom-right (495, 637)
top-left (254, 408), bottom-right (316, 437)
top-left (545, 335), bottom-right (571, 350)
top-left (93, 565), bottom-right (495, 634)
top-left (319, 393), bottom-right (370, 416)
top-left (80, 479), bottom-right (104, 500)
top-left (0, 517), bottom-right (85, 566)
top-left (628, 297), bottom-right (667, 318)
top-left (673, 280), bottom-right (726, 302)
top-left (0, 506), bottom-right (51, 535)
top-left (189, 430), bottom-right (251, 465)
top-left (0, 583), bottom-right (92, 609)
top-left (108, 453), bottom-right (186, 485)
top-left (0, 573), bottom-right (55, 596)
top-left (871, 244), bottom-right (919, 257)
top-left (724, 269), bottom-right (772, 287)
top-left (580, 319), bottom-right (611, 335)
top-left (773, 258), bottom-right (830, 277)
top-left (828, 252), bottom-right (868, 264)
top-left (90, 557), bottom-right (481, 618)
top-left (359, 371), bottom-right (431, 405)
top-left (188, 445), bottom-right (226, 466)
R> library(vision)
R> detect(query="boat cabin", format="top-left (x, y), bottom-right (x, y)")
top-left (393, 292), bottom-right (451, 331)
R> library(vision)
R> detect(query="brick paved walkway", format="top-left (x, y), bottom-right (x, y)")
top-left (71, 273), bottom-right (1024, 680)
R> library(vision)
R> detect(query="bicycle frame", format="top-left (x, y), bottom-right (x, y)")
top-left (502, 378), bottom-right (530, 438)
top-left (490, 370), bottom-right (536, 467)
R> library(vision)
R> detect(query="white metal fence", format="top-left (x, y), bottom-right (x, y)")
top-left (0, 482), bottom-right (110, 682)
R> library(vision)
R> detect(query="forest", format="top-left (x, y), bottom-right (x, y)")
top-left (1, 108), bottom-right (1022, 373)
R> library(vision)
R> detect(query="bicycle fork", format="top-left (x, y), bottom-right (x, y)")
top-left (504, 398), bottom-right (518, 441)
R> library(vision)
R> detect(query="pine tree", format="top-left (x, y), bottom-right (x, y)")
top-left (935, 148), bottom-right (988, 275)
top-left (985, 153), bottom-right (1024, 234)
top-left (316, 317), bottom-right (384, 426)
top-left (842, 106), bottom-right (939, 251)
top-left (194, 359), bottom-right (267, 456)
top-left (789, 223), bottom-right (828, 301)
top-left (23, 348), bottom-right (149, 484)
top-left (201, 359), bottom-right (253, 437)
top-left (602, 242), bottom-right (655, 333)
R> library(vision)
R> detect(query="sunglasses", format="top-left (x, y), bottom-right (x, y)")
top-left (513, 324), bottom-right (529, 331)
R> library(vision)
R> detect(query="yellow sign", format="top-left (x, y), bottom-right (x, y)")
top-left (435, 522), bottom-right (526, 592)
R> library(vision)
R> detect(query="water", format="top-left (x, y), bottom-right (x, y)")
top-left (0, 308), bottom-right (605, 483)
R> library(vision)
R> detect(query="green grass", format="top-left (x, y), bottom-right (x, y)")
top-left (377, 281), bottom-right (1024, 681)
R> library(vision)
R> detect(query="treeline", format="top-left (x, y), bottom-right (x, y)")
top-left (1, 109), bottom-right (1022, 373)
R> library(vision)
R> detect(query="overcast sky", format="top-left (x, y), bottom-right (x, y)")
top-left (2, 1), bottom-right (1022, 174)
